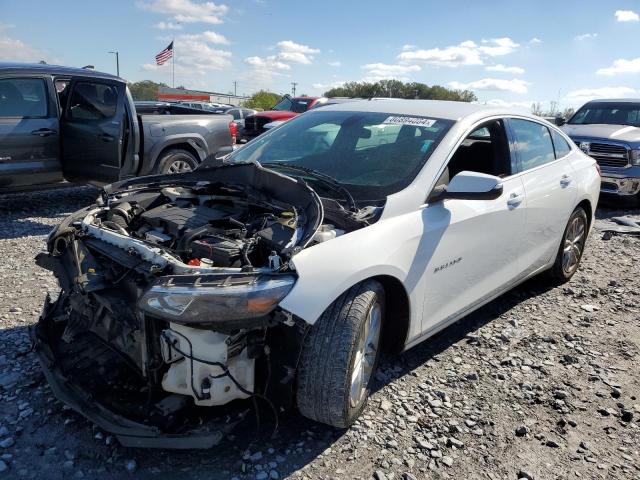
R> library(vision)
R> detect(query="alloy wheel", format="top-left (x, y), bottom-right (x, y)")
top-left (167, 159), bottom-right (193, 173)
top-left (349, 302), bottom-right (381, 408)
top-left (562, 215), bottom-right (586, 276)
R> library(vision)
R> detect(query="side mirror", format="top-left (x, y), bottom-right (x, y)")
top-left (429, 171), bottom-right (503, 202)
top-left (555, 117), bottom-right (566, 126)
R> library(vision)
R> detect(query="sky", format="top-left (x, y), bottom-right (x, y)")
top-left (2, 0), bottom-right (640, 111)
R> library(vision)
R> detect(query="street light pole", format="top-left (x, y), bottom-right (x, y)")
top-left (108, 51), bottom-right (119, 77)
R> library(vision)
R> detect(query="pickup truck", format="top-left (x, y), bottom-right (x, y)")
top-left (0, 63), bottom-right (235, 193)
top-left (561, 98), bottom-right (640, 203)
top-left (242, 95), bottom-right (326, 140)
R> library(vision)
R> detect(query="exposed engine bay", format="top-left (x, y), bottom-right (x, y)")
top-left (31, 163), bottom-right (380, 447)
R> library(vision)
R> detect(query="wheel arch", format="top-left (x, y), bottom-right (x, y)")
top-left (370, 275), bottom-right (411, 354)
top-left (575, 197), bottom-right (593, 229)
top-left (147, 135), bottom-right (208, 174)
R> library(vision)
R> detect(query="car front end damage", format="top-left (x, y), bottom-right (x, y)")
top-left (31, 163), bottom-right (372, 448)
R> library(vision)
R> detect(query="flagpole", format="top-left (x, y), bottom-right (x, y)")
top-left (172, 38), bottom-right (175, 88)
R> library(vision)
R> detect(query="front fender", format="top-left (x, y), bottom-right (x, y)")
top-left (278, 212), bottom-right (426, 341)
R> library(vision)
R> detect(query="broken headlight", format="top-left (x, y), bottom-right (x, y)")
top-left (138, 274), bottom-right (296, 324)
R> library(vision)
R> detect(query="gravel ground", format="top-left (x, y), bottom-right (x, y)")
top-left (0, 186), bottom-right (639, 480)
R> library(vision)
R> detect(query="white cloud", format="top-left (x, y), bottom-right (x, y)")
top-left (478, 38), bottom-right (519, 56)
top-left (245, 56), bottom-right (290, 71)
top-left (485, 64), bottom-right (525, 74)
top-left (615, 10), bottom-right (639, 22)
top-left (244, 40), bottom-right (320, 82)
top-left (565, 86), bottom-right (638, 103)
top-left (275, 40), bottom-right (320, 64)
top-left (181, 31), bottom-right (229, 45)
top-left (312, 80), bottom-right (346, 91)
top-left (137, 0), bottom-right (229, 24)
top-left (401, 44), bottom-right (417, 51)
top-left (361, 63), bottom-right (421, 82)
top-left (0, 23), bottom-right (53, 63)
top-left (277, 40), bottom-right (319, 55)
top-left (597, 57), bottom-right (640, 76)
top-left (529, 37), bottom-right (542, 44)
top-left (155, 21), bottom-right (183, 30)
top-left (398, 41), bottom-right (483, 67)
top-left (481, 99), bottom-right (534, 110)
top-left (449, 78), bottom-right (531, 94)
top-left (574, 33), bottom-right (598, 41)
top-left (398, 37), bottom-right (519, 68)
top-left (327, 60), bottom-right (341, 67)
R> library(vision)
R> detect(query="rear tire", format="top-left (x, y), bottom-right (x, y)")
top-left (547, 207), bottom-right (588, 284)
top-left (296, 280), bottom-right (384, 428)
top-left (156, 149), bottom-right (199, 174)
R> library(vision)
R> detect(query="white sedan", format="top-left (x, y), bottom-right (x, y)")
top-left (35, 99), bottom-right (600, 447)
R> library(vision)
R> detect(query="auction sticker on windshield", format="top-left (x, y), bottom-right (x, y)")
top-left (382, 115), bottom-right (437, 128)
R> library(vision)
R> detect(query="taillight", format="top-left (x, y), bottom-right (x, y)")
top-left (229, 121), bottom-right (237, 145)
top-left (595, 163), bottom-right (601, 176)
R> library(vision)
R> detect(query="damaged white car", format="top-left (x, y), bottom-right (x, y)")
top-left (33, 100), bottom-right (601, 448)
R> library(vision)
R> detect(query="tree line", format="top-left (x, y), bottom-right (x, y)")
top-left (127, 79), bottom-right (476, 109)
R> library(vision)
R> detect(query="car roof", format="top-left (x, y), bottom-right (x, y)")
top-left (585, 98), bottom-right (640, 104)
top-left (312, 98), bottom-right (516, 121)
top-left (0, 62), bottom-right (121, 81)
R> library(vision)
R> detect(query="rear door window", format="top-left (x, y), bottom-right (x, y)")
top-left (510, 118), bottom-right (556, 171)
top-left (0, 78), bottom-right (48, 117)
top-left (68, 82), bottom-right (120, 120)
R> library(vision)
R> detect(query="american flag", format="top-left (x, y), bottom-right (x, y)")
top-left (155, 41), bottom-right (174, 66)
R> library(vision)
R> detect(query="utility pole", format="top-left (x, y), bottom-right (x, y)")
top-left (291, 82), bottom-right (298, 96)
top-left (108, 51), bottom-right (119, 77)
top-left (233, 81), bottom-right (238, 96)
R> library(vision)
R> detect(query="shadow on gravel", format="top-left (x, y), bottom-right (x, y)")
top-left (0, 186), bottom-right (98, 240)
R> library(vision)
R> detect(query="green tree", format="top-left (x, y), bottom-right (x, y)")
top-left (128, 80), bottom-right (168, 101)
top-left (243, 90), bottom-right (282, 110)
top-left (324, 80), bottom-right (476, 102)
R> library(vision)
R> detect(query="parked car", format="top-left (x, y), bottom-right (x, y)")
top-left (242, 95), bottom-right (326, 140)
top-left (178, 101), bottom-right (233, 112)
top-left (134, 101), bottom-right (221, 115)
top-left (33, 99), bottom-right (599, 448)
top-left (560, 99), bottom-right (640, 203)
top-left (0, 63), bottom-right (236, 193)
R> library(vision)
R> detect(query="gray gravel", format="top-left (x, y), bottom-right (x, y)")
top-left (0, 186), bottom-right (639, 479)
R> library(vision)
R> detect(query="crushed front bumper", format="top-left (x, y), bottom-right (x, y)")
top-left (30, 295), bottom-right (247, 449)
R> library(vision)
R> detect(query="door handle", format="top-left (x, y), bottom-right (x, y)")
top-left (507, 192), bottom-right (524, 207)
top-left (560, 174), bottom-right (572, 187)
top-left (98, 133), bottom-right (115, 142)
top-left (31, 128), bottom-right (57, 137)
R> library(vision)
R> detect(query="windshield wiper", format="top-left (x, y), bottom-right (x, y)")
top-left (260, 162), bottom-right (357, 211)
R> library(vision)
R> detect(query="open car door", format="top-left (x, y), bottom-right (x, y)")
top-left (60, 77), bottom-right (126, 185)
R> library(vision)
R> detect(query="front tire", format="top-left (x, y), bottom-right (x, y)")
top-left (296, 280), bottom-right (384, 428)
top-left (547, 206), bottom-right (588, 283)
top-left (155, 149), bottom-right (199, 174)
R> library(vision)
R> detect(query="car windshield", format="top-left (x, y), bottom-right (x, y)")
top-left (272, 97), bottom-right (313, 113)
top-left (569, 103), bottom-right (640, 127)
top-left (227, 110), bottom-right (454, 200)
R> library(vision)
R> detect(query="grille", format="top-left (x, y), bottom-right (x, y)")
top-left (587, 143), bottom-right (629, 168)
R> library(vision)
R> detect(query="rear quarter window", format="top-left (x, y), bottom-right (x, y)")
top-left (551, 129), bottom-right (572, 158)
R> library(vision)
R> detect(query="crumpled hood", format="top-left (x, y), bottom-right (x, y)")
top-left (562, 123), bottom-right (640, 143)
